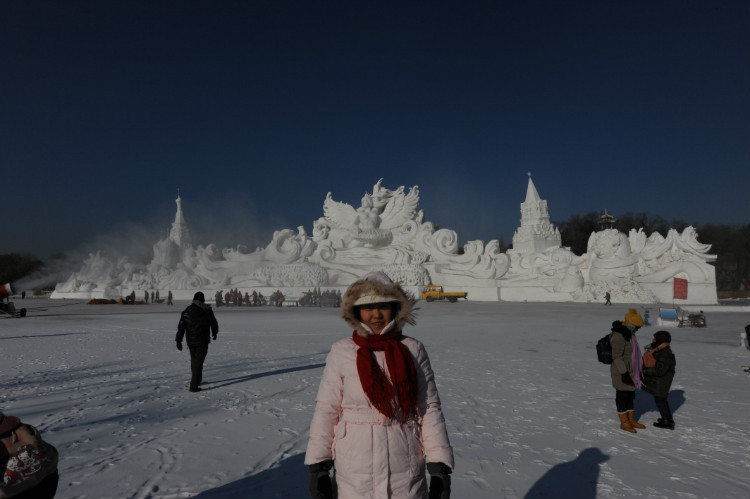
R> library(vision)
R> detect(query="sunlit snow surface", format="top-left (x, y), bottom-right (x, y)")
top-left (2, 299), bottom-right (749, 498)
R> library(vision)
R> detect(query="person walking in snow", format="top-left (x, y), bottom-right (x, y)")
top-left (305, 271), bottom-right (454, 499)
top-left (609, 319), bottom-right (646, 432)
top-left (604, 291), bottom-right (611, 305)
top-left (167, 290), bottom-right (173, 305)
top-left (642, 330), bottom-right (676, 429)
top-left (175, 292), bottom-right (219, 393)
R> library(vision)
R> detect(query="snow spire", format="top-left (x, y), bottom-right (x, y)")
top-left (524, 172), bottom-right (542, 203)
top-left (169, 190), bottom-right (192, 249)
top-left (511, 173), bottom-right (561, 254)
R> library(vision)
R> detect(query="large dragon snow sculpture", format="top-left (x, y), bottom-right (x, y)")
top-left (318, 179), bottom-right (422, 248)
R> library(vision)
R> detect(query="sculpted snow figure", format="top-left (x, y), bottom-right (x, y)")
top-left (52, 177), bottom-right (718, 305)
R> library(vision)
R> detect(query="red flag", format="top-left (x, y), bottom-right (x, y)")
top-left (673, 278), bottom-right (688, 300)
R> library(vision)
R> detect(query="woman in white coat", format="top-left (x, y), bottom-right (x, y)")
top-left (305, 271), bottom-right (454, 499)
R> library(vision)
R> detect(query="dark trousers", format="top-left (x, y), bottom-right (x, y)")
top-left (615, 389), bottom-right (635, 412)
top-left (188, 343), bottom-right (209, 390)
top-left (654, 396), bottom-right (673, 420)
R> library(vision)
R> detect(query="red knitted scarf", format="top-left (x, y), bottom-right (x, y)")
top-left (352, 329), bottom-right (418, 424)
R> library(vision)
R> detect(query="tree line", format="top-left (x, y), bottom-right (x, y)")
top-left (0, 253), bottom-right (44, 287)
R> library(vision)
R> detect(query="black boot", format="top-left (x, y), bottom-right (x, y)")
top-left (653, 418), bottom-right (675, 430)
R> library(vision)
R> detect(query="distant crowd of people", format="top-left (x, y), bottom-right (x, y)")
top-left (122, 290), bottom-right (172, 305)
top-left (214, 289), bottom-right (274, 307)
top-left (299, 288), bottom-right (342, 307)
top-left (118, 287), bottom-right (346, 309)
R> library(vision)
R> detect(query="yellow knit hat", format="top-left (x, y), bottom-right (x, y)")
top-left (623, 308), bottom-right (644, 328)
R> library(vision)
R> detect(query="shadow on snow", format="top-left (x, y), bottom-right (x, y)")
top-left (204, 363), bottom-right (327, 390)
top-left (635, 389), bottom-right (686, 420)
top-left (193, 452), bottom-right (307, 499)
top-left (524, 447), bottom-right (610, 499)
top-left (0, 332), bottom-right (87, 340)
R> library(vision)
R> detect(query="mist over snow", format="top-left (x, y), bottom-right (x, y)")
top-left (13, 221), bottom-right (163, 292)
top-left (12, 194), bottom-right (283, 293)
top-left (2, 298), bottom-right (749, 498)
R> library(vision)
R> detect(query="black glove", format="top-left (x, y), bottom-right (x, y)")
top-left (212, 334), bottom-right (217, 341)
top-left (176, 341), bottom-right (183, 351)
top-left (621, 373), bottom-right (634, 386)
top-left (308, 459), bottom-right (334, 499)
top-left (427, 462), bottom-right (452, 499)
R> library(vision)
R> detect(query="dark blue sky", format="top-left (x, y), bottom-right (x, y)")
top-left (3, 1), bottom-right (748, 259)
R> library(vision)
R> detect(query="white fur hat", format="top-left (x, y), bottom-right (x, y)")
top-left (352, 271), bottom-right (401, 306)
top-left (342, 271), bottom-right (416, 334)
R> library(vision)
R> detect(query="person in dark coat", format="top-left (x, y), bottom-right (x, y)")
top-left (643, 330), bottom-right (676, 429)
top-left (0, 412), bottom-right (59, 499)
top-left (175, 292), bottom-right (219, 392)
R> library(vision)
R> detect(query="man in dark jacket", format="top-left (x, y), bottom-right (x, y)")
top-left (176, 292), bottom-right (219, 392)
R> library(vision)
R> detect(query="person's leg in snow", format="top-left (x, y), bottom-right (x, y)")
top-left (188, 344), bottom-right (208, 392)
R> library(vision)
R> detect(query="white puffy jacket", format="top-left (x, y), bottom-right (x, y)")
top-left (305, 334), bottom-right (454, 499)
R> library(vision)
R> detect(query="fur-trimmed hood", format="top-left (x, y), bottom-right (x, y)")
top-left (342, 272), bottom-right (416, 335)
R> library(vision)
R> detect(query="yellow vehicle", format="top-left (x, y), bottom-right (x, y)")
top-left (421, 286), bottom-right (467, 303)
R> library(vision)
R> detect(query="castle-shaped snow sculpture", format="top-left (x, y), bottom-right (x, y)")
top-left (511, 173), bottom-right (561, 254)
top-left (52, 178), bottom-right (718, 304)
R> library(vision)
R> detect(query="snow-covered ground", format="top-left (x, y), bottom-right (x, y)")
top-left (2, 298), bottom-right (749, 499)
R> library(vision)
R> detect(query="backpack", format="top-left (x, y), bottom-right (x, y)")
top-left (1, 424), bottom-right (58, 498)
top-left (596, 334), bottom-right (613, 364)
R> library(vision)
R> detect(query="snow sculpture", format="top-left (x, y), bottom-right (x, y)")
top-left (52, 178), bottom-right (718, 304)
top-left (581, 225), bottom-right (718, 303)
top-left (54, 251), bottom-right (120, 293)
top-left (169, 192), bottom-right (192, 249)
top-left (511, 172), bottom-right (561, 253)
top-left (318, 179), bottom-right (421, 248)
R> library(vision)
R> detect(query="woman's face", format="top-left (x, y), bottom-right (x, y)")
top-left (359, 303), bottom-right (394, 335)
